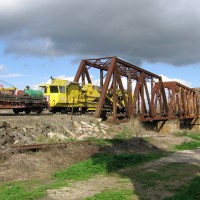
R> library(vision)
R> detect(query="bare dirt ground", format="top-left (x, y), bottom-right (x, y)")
top-left (44, 149), bottom-right (200, 200)
top-left (0, 110), bottom-right (199, 199)
top-left (0, 143), bottom-right (99, 183)
top-left (45, 175), bottom-right (133, 200)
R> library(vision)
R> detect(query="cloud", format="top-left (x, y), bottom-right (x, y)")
top-left (0, 73), bottom-right (23, 78)
top-left (45, 75), bottom-right (74, 84)
top-left (0, 64), bottom-right (6, 71)
top-left (160, 74), bottom-right (191, 87)
top-left (0, 0), bottom-right (200, 65)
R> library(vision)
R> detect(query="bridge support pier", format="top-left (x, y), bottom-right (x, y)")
top-left (156, 119), bottom-right (180, 134)
top-left (186, 118), bottom-right (200, 131)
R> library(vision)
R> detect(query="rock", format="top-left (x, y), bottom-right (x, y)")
top-left (16, 138), bottom-right (29, 146)
top-left (0, 121), bottom-right (10, 129)
top-left (101, 129), bottom-right (107, 135)
top-left (77, 127), bottom-right (83, 132)
top-left (0, 138), bottom-right (7, 146)
top-left (43, 124), bottom-right (51, 129)
top-left (26, 126), bottom-right (34, 129)
top-left (4, 135), bottom-right (14, 144)
top-left (9, 132), bottom-right (19, 138)
top-left (73, 121), bottom-right (81, 128)
top-left (80, 121), bottom-right (93, 129)
top-left (77, 134), bottom-right (87, 140)
top-left (94, 127), bottom-right (100, 132)
top-left (87, 131), bottom-right (93, 136)
top-left (47, 132), bottom-right (67, 141)
top-left (14, 140), bottom-right (19, 145)
top-left (100, 124), bottom-right (109, 129)
top-left (91, 123), bottom-right (96, 127)
top-left (62, 126), bottom-right (77, 138)
top-left (35, 128), bottom-right (43, 135)
top-left (23, 128), bottom-right (27, 133)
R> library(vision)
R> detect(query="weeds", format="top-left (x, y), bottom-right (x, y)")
top-left (173, 130), bottom-right (189, 137)
top-left (111, 118), bottom-right (145, 139)
top-left (36, 134), bottom-right (59, 144)
top-left (84, 137), bottom-right (112, 146)
top-left (127, 162), bottom-right (200, 199)
top-left (175, 141), bottom-right (200, 150)
top-left (85, 189), bottom-right (134, 200)
top-left (165, 176), bottom-right (200, 200)
top-left (0, 180), bottom-right (45, 200)
top-left (174, 130), bottom-right (200, 140)
top-left (53, 153), bottom-right (165, 181)
top-left (0, 152), bottom-right (164, 200)
top-left (134, 163), bottom-right (193, 188)
top-left (0, 179), bottom-right (69, 200)
top-left (174, 131), bottom-right (200, 150)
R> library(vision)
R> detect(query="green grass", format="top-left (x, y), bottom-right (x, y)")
top-left (174, 130), bottom-right (190, 137)
top-left (124, 162), bottom-right (200, 200)
top-left (187, 134), bottom-right (200, 141)
top-left (137, 163), bottom-right (188, 186)
top-left (175, 141), bottom-right (200, 150)
top-left (0, 178), bottom-right (69, 200)
top-left (113, 123), bottom-right (141, 139)
top-left (0, 183), bottom-right (44, 200)
top-left (174, 131), bottom-right (200, 140)
top-left (165, 176), bottom-right (200, 200)
top-left (0, 152), bottom-right (165, 200)
top-left (84, 137), bottom-right (112, 146)
top-left (84, 137), bottom-right (137, 146)
top-left (133, 162), bottom-right (200, 189)
top-left (54, 153), bottom-right (165, 181)
top-left (174, 131), bottom-right (200, 150)
top-left (85, 189), bottom-right (134, 200)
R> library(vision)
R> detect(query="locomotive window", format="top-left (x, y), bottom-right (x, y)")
top-left (59, 86), bottom-right (65, 93)
top-left (38, 86), bottom-right (47, 93)
top-left (50, 86), bottom-right (58, 93)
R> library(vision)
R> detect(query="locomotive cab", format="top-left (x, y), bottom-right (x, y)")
top-left (38, 79), bottom-right (80, 113)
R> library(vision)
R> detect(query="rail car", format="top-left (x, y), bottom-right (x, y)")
top-left (0, 86), bottom-right (48, 114)
top-left (38, 78), bottom-right (126, 114)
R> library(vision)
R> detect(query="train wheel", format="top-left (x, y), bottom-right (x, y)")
top-left (37, 109), bottom-right (43, 114)
top-left (25, 109), bottom-right (31, 114)
top-left (13, 109), bottom-right (19, 115)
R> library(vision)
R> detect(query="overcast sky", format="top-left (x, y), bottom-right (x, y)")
top-left (0, 0), bottom-right (199, 88)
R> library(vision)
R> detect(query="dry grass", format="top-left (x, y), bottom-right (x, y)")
top-left (128, 118), bottom-right (145, 136)
top-left (109, 118), bottom-right (146, 139)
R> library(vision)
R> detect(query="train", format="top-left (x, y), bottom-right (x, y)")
top-left (0, 85), bottom-right (48, 114)
top-left (38, 77), bottom-right (126, 114)
top-left (0, 77), bottom-right (127, 115)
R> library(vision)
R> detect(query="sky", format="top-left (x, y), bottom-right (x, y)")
top-left (0, 0), bottom-right (200, 89)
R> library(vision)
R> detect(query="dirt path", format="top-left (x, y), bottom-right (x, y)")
top-left (45, 175), bottom-right (133, 200)
top-left (158, 148), bottom-right (200, 165)
top-left (0, 144), bottom-right (99, 183)
top-left (44, 149), bottom-right (200, 200)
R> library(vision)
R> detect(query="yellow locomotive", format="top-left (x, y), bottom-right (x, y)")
top-left (38, 78), bottom-right (102, 113)
top-left (38, 77), bottom-right (129, 114)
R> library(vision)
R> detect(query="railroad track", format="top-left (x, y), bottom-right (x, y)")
top-left (0, 112), bottom-right (53, 116)
top-left (11, 141), bottom-right (94, 151)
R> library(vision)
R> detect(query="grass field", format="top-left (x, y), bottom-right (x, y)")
top-left (0, 152), bottom-right (164, 200)
top-left (1, 130), bottom-right (200, 200)
top-left (174, 131), bottom-right (200, 150)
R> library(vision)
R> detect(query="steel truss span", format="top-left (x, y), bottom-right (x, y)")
top-left (74, 57), bottom-right (199, 122)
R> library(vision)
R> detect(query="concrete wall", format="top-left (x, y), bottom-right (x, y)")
top-left (156, 119), bottom-right (180, 134)
top-left (187, 118), bottom-right (200, 131)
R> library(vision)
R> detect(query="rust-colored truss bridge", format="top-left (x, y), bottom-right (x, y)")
top-left (74, 57), bottom-right (199, 122)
